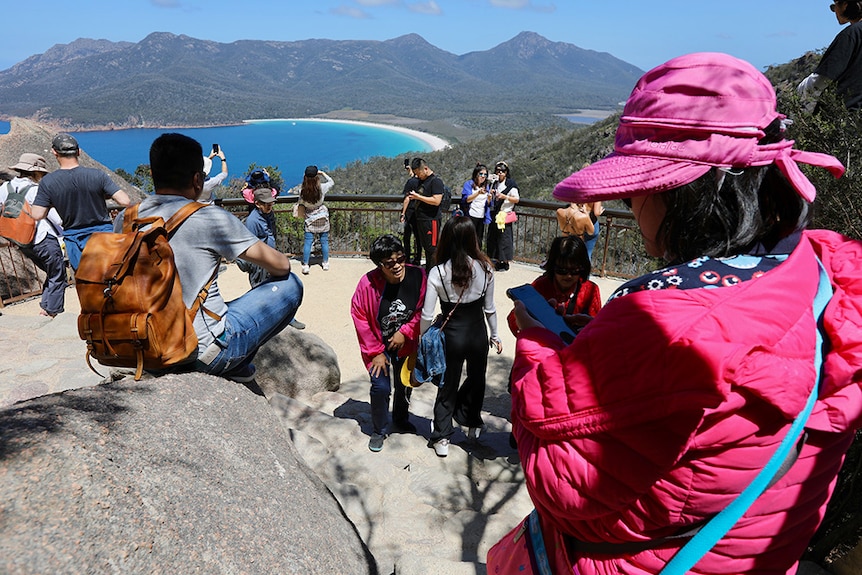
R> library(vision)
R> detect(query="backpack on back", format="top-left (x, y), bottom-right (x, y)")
top-left (0, 182), bottom-right (37, 248)
top-left (75, 202), bottom-right (218, 380)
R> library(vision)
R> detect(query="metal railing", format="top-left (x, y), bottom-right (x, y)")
top-left (0, 195), bottom-right (647, 306)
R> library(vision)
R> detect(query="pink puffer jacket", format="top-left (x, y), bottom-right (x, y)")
top-left (509, 230), bottom-right (862, 574)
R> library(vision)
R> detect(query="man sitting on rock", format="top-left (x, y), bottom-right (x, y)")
top-left (115, 133), bottom-right (303, 384)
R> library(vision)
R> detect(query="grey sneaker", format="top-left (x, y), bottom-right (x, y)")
top-left (289, 318), bottom-right (306, 330)
top-left (368, 433), bottom-right (385, 452)
top-left (432, 438), bottom-right (449, 457)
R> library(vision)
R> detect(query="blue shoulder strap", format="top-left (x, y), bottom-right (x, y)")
top-left (658, 259), bottom-right (833, 574)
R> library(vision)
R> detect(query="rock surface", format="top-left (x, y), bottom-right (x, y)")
top-left (0, 373), bottom-right (377, 575)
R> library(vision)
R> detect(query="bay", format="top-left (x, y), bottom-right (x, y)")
top-left (1, 119), bottom-right (434, 189)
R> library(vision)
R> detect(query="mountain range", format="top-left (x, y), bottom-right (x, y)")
top-left (0, 31), bottom-right (643, 129)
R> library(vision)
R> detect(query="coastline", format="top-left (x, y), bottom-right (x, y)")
top-left (246, 117), bottom-right (450, 152)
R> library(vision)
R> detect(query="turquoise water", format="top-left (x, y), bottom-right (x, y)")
top-left (1, 119), bottom-right (432, 189)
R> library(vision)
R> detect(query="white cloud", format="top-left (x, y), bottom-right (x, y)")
top-left (489, 0), bottom-right (555, 12)
top-left (407, 1), bottom-right (442, 15)
top-left (332, 4), bottom-right (373, 19)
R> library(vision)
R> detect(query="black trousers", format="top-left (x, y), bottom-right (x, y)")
top-left (414, 217), bottom-right (440, 271)
top-left (429, 298), bottom-right (488, 442)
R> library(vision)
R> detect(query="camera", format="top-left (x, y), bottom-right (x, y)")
top-left (212, 143), bottom-right (220, 154)
top-left (487, 173), bottom-right (498, 184)
top-left (404, 158), bottom-right (410, 169)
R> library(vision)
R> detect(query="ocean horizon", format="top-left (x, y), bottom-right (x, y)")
top-left (0, 119), bottom-right (435, 189)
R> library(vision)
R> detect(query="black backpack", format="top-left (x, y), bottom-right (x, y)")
top-left (439, 183), bottom-right (452, 213)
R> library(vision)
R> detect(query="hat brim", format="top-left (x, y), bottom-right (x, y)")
top-left (202, 157), bottom-right (213, 176)
top-left (9, 162), bottom-right (49, 173)
top-left (400, 353), bottom-right (422, 388)
top-left (553, 153), bottom-right (712, 203)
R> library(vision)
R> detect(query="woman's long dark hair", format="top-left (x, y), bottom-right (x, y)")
top-left (543, 236), bottom-right (591, 282)
top-left (435, 215), bottom-right (492, 289)
top-left (472, 163), bottom-right (489, 188)
top-left (656, 119), bottom-right (809, 262)
top-left (300, 174), bottom-right (322, 205)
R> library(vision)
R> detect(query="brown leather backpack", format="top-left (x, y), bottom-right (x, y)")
top-left (75, 202), bottom-right (218, 380)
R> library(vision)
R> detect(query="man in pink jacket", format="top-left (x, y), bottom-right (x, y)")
top-left (495, 53), bottom-right (862, 574)
top-left (351, 234), bottom-right (426, 453)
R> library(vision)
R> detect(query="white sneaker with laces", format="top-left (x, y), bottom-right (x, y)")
top-left (301, 264), bottom-right (310, 275)
top-left (433, 438), bottom-right (449, 457)
top-left (322, 261), bottom-right (329, 271)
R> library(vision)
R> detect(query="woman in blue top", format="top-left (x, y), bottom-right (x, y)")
top-left (460, 163), bottom-right (491, 246)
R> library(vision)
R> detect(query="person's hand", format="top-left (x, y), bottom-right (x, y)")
top-left (369, 353), bottom-right (388, 378)
top-left (512, 300), bottom-right (543, 332)
top-left (489, 336), bottom-right (503, 354)
top-left (563, 313), bottom-right (593, 329)
top-left (218, 148), bottom-right (226, 160)
top-left (387, 331), bottom-right (406, 352)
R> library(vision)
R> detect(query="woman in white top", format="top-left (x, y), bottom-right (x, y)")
top-left (461, 163), bottom-right (491, 246)
top-left (296, 165), bottom-right (334, 274)
top-left (421, 215), bottom-right (503, 457)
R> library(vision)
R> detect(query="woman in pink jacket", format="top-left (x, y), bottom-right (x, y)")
top-left (350, 234), bottom-right (426, 453)
top-left (495, 53), bottom-right (862, 574)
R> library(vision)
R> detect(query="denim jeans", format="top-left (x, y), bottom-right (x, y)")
top-left (584, 220), bottom-right (600, 263)
top-left (194, 273), bottom-right (304, 376)
top-left (303, 231), bottom-right (329, 265)
top-left (21, 235), bottom-right (67, 316)
top-left (65, 223), bottom-right (113, 271)
top-left (369, 352), bottom-right (411, 435)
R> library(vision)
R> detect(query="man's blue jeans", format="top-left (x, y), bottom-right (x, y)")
top-left (303, 231), bottom-right (330, 264)
top-left (195, 273), bottom-right (303, 376)
top-left (369, 352), bottom-right (411, 435)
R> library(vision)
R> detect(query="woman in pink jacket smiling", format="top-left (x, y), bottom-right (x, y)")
top-left (497, 53), bottom-right (862, 575)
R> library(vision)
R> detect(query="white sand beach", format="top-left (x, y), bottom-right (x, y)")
top-left (247, 117), bottom-right (450, 152)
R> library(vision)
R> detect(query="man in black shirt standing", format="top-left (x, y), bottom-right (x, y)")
top-left (407, 158), bottom-right (445, 270)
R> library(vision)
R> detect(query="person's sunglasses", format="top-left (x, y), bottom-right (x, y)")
top-left (478, 172), bottom-right (487, 177)
top-left (380, 255), bottom-right (407, 269)
top-left (495, 169), bottom-right (506, 174)
top-left (554, 267), bottom-right (583, 276)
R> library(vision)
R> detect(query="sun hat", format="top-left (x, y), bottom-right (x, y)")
top-left (253, 188), bottom-right (276, 204)
top-left (553, 52), bottom-right (845, 204)
top-left (51, 133), bottom-right (79, 154)
top-left (400, 353), bottom-right (423, 388)
top-left (9, 153), bottom-right (49, 173)
top-left (304, 165), bottom-right (319, 179)
top-left (202, 156), bottom-right (213, 176)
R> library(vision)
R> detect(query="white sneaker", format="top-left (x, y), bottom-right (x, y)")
top-left (301, 264), bottom-right (310, 275)
top-left (322, 261), bottom-right (329, 271)
top-left (433, 438), bottom-right (449, 457)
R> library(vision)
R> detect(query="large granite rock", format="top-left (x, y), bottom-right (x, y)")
top-left (0, 373), bottom-right (377, 575)
top-left (255, 328), bottom-right (341, 400)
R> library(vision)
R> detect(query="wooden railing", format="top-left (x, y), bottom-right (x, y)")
top-left (0, 195), bottom-right (648, 306)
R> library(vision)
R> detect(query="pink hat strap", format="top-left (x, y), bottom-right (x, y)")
top-left (773, 147), bottom-right (845, 202)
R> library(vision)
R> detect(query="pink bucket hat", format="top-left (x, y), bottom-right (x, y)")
top-left (554, 52), bottom-right (845, 203)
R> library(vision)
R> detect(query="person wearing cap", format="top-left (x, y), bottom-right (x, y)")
top-left (296, 165), bottom-right (334, 275)
top-left (407, 158), bottom-right (446, 271)
top-left (1, 153), bottom-right (66, 317)
top-left (30, 133), bottom-right (132, 271)
top-left (116, 133), bottom-right (303, 385)
top-left (498, 53), bottom-right (862, 574)
top-left (199, 146), bottom-right (228, 203)
top-left (237, 188), bottom-right (279, 289)
top-left (350, 234), bottom-right (426, 452)
top-left (798, 1), bottom-right (862, 111)
top-left (486, 161), bottom-right (519, 271)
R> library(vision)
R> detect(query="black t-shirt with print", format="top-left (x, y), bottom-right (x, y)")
top-left (377, 266), bottom-right (424, 343)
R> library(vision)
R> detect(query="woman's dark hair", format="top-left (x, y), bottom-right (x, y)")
top-left (300, 173), bottom-right (322, 205)
top-left (434, 215), bottom-right (492, 289)
top-left (370, 234), bottom-right (404, 265)
top-left (543, 236), bottom-right (591, 281)
top-left (472, 163), bottom-right (488, 186)
top-left (656, 121), bottom-right (809, 262)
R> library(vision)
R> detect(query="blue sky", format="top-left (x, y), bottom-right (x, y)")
top-left (0, 0), bottom-right (843, 73)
